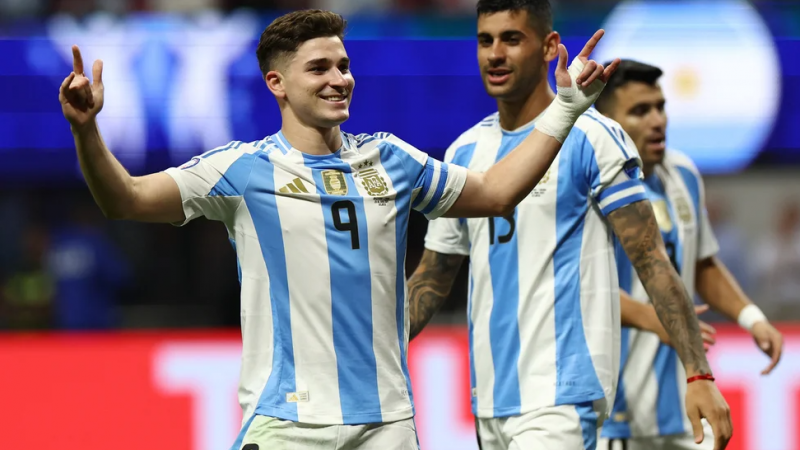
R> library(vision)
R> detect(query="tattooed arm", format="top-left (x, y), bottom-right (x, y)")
top-left (607, 200), bottom-right (709, 375)
top-left (608, 199), bottom-right (732, 450)
top-left (408, 249), bottom-right (466, 340)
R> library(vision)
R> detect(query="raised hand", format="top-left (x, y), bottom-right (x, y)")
top-left (59, 45), bottom-right (104, 129)
top-left (554, 29), bottom-right (620, 90)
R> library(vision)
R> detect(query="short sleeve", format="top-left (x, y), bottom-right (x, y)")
top-left (424, 217), bottom-right (470, 256)
top-left (382, 134), bottom-right (468, 220)
top-left (164, 141), bottom-right (256, 225)
top-left (578, 112), bottom-right (648, 216)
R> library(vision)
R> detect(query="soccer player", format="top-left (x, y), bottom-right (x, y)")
top-left (593, 60), bottom-right (784, 450)
top-left (57, 9), bottom-right (616, 450)
top-left (407, 1), bottom-right (732, 449)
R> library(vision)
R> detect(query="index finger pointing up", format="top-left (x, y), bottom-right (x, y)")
top-left (578, 29), bottom-right (605, 60)
top-left (72, 45), bottom-right (84, 75)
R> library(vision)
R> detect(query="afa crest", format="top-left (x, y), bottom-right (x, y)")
top-left (652, 199), bottom-right (674, 232)
top-left (360, 168), bottom-right (389, 196)
top-left (321, 170), bottom-right (348, 196)
top-left (675, 197), bottom-right (692, 223)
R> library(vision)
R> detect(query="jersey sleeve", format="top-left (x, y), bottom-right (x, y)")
top-left (163, 141), bottom-right (255, 225)
top-left (422, 133), bottom-right (476, 255)
top-left (382, 134), bottom-right (468, 220)
top-left (578, 112), bottom-right (648, 216)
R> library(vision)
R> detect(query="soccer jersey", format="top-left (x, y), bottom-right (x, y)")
top-left (424, 108), bottom-right (645, 419)
top-left (601, 149), bottom-right (719, 439)
top-left (165, 130), bottom-right (467, 426)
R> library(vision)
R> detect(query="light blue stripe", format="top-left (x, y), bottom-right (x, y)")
top-left (553, 136), bottom-right (605, 404)
top-left (248, 154), bottom-right (297, 421)
top-left (208, 153), bottom-right (256, 197)
top-left (411, 159), bottom-right (436, 209)
top-left (420, 162), bottom-right (449, 215)
top-left (576, 402), bottom-right (599, 450)
top-left (487, 132), bottom-right (524, 417)
top-left (450, 142), bottom-right (477, 167)
top-left (602, 240), bottom-right (634, 438)
top-left (654, 344), bottom-right (684, 435)
top-left (595, 178), bottom-right (643, 203)
top-left (380, 146), bottom-right (416, 414)
top-left (305, 155), bottom-right (381, 423)
top-left (645, 173), bottom-right (686, 436)
top-left (676, 167), bottom-right (701, 219)
top-left (584, 114), bottom-right (630, 159)
top-left (201, 140), bottom-right (241, 159)
top-left (228, 414), bottom-right (257, 450)
top-left (273, 131), bottom-right (290, 154)
top-left (599, 192), bottom-right (649, 216)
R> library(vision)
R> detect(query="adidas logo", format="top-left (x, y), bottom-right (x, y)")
top-left (279, 178), bottom-right (309, 194)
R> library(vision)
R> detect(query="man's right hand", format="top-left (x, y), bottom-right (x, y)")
top-left (59, 45), bottom-right (104, 130)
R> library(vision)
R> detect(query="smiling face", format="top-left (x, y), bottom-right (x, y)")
top-left (476, 10), bottom-right (556, 102)
top-left (266, 36), bottom-right (355, 129)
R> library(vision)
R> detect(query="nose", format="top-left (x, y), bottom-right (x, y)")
top-left (328, 68), bottom-right (349, 87)
top-left (488, 42), bottom-right (507, 65)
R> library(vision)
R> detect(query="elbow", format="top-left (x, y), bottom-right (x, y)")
top-left (99, 203), bottom-right (129, 221)
top-left (494, 201), bottom-right (516, 217)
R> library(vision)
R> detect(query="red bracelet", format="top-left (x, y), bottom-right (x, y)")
top-left (687, 374), bottom-right (715, 384)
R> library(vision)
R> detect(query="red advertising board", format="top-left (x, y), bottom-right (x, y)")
top-left (0, 325), bottom-right (797, 450)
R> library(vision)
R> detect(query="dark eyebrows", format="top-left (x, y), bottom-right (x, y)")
top-left (305, 57), bottom-right (350, 68)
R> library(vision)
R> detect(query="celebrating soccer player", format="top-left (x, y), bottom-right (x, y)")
top-left (407, 1), bottom-right (732, 449)
top-left (58, 8), bottom-right (615, 450)
top-left (594, 59), bottom-right (783, 450)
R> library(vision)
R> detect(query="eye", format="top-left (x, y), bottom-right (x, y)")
top-left (309, 66), bottom-right (326, 74)
top-left (339, 65), bottom-right (350, 74)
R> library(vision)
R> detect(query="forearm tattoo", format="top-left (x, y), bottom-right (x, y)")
top-left (608, 200), bottom-right (711, 375)
top-left (407, 250), bottom-right (465, 340)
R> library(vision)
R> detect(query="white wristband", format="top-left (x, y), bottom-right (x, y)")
top-left (737, 304), bottom-right (768, 331)
top-left (536, 58), bottom-right (607, 143)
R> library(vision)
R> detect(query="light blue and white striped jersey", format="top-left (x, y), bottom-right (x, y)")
top-left (602, 149), bottom-right (719, 439)
top-left (424, 108), bottom-right (645, 419)
top-left (165, 130), bottom-right (467, 426)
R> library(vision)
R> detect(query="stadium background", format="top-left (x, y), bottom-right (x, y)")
top-left (0, 0), bottom-right (798, 449)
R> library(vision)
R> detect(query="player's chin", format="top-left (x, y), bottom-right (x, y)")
top-left (483, 80), bottom-right (515, 99)
top-left (318, 110), bottom-right (350, 127)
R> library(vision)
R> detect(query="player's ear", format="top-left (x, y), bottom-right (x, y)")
top-left (543, 31), bottom-right (561, 63)
top-left (265, 70), bottom-right (286, 99)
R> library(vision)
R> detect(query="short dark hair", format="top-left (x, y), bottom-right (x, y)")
top-left (595, 59), bottom-right (663, 114)
top-left (477, 0), bottom-right (553, 37)
top-left (256, 10), bottom-right (347, 76)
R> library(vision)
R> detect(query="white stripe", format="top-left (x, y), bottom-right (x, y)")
top-left (468, 216), bottom-right (495, 416)
top-left (598, 185), bottom-right (646, 210)
top-left (414, 159), bottom-right (441, 212)
top-left (579, 205), bottom-right (620, 406)
top-left (273, 151), bottom-right (343, 423)
top-left (234, 201), bottom-right (275, 424)
top-left (516, 158), bottom-right (559, 411)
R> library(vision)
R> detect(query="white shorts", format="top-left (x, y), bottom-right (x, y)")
top-left (598, 420), bottom-right (714, 450)
top-left (230, 414), bottom-right (420, 450)
top-left (476, 402), bottom-right (602, 450)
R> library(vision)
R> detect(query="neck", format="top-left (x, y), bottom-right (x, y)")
top-left (280, 113), bottom-right (342, 156)
top-left (497, 79), bottom-right (555, 131)
top-left (642, 163), bottom-right (655, 178)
